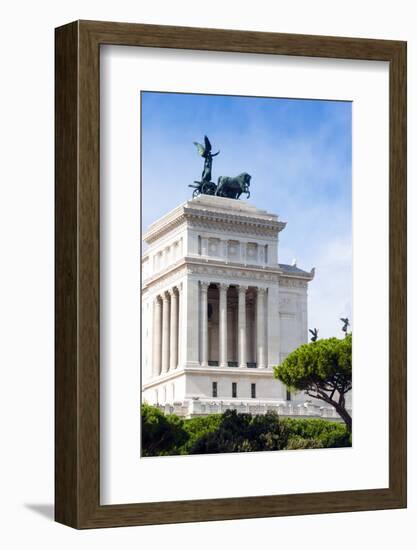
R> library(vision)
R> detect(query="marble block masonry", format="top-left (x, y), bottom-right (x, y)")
top-left (141, 195), bottom-right (339, 420)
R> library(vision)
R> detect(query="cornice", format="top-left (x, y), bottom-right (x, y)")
top-left (142, 257), bottom-right (313, 291)
top-left (142, 262), bottom-right (187, 294)
top-left (185, 208), bottom-right (286, 236)
top-left (142, 365), bottom-right (276, 390)
top-left (143, 201), bottom-right (286, 245)
top-left (144, 213), bottom-right (187, 245)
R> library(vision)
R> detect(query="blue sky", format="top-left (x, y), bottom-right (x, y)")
top-left (141, 91), bottom-right (352, 338)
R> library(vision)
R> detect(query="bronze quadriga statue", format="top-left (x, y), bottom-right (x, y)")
top-left (190, 135), bottom-right (251, 200)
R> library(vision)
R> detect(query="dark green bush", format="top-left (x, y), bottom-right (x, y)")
top-left (179, 414), bottom-right (222, 453)
top-left (141, 405), bottom-right (351, 456)
top-left (282, 417), bottom-right (351, 448)
top-left (286, 436), bottom-right (324, 450)
top-left (188, 410), bottom-right (290, 454)
top-left (141, 404), bottom-right (188, 456)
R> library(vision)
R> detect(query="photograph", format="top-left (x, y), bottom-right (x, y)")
top-left (140, 91), bottom-right (352, 457)
top-left (0, 0), bottom-right (408, 540)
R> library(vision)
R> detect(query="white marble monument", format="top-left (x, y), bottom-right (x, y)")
top-left (141, 195), bottom-right (339, 419)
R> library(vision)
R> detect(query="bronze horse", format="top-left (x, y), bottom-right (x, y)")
top-left (216, 173), bottom-right (251, 199)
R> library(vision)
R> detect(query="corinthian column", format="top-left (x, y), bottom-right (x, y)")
top-left (152, 295), bottom-right (162, 376)
top-left (238, 285), bottom-right (247, 368)
top-left (219, 283), bottom-right (229, 368)
top-left (200, 282), bottom-right (209, 367)
top-left (256, 287), bottom-right (266, 368)
top-left (169, 288), bottom-right (178, 370)
top-left (161, 292), bottom-right (170, 373)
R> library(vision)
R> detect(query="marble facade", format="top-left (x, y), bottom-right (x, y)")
top-left (141, 195), bottom-right (334, 419)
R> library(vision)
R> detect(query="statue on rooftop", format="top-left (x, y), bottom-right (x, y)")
top-left (189, 135), bottom-right (219, 197)
top-left (189, 135), bottom-right (252, 199)
top-left (309, 328), bottom-right (319, 342)
top-left (216, 173), bottom-right (251, 199)
top-left (340, 317), bottom-right (350, 334)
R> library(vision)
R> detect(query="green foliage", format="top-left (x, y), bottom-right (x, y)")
top-left (141, 404), bottom-right (188, 457)
top-left (274, 334), bottom-right (352, 431)
top-left (188, 410), bottom-right (290, 454)
top-left (179, 414), bottom-right (223, 454)
top-left (286, 436), bottom-right (324, 450)
top-left (141, 406), bottom-right (351, 457)
top-left (274, 334), bottom-right (352, 393)
top-left (282, 417), bottom-right (351, 448)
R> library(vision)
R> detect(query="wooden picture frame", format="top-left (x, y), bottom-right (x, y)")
top-left (55, 20), bottom-right (407, 529)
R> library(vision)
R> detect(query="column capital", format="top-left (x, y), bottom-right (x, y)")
top-left (238, 285), bottom-right (248, 294)
top-left (200, 281), bottom-right (210, 292)
top-left (162, 291), bottom-right (170, 302)
top-left (168, 287), bottom-right (177, 297)
top-left (219, 282), bottom-right (229, 292)
top-left (257, 287), bottom-right (267, 296)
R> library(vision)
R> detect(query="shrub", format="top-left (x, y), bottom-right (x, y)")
top-left (282, 417), bottom-right (351, 448)
top-left (141, 406), bottom-right (351, 456)
top-left (179, 414), bottom-right (222, 454)
top-left (286, 436), bottom-right (324, 450)
top-left (141, 404), bottom-right (188, 456)
top-left (188, 410), bottom-right (290, 454)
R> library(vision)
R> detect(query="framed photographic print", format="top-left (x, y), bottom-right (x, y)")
top-left (55, 20), bottom-right (406, 528)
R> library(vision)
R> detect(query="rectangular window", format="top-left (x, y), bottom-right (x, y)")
top-left (251, 383), bottom-right (256, 399)
top-left (232, 382), bottom-right (237, 398)
top-left (212, 381), bottom-right (218, 398)
top-left (286, 389), bottom-right (291, 401)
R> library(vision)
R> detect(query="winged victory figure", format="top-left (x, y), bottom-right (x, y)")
top-left (189, 135), bottom-right (220, 197)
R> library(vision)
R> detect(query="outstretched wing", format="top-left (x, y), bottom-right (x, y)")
top-left (204, 135), bottom-right (212, 153)
top-left (193, 141), bottom-right (205, 156)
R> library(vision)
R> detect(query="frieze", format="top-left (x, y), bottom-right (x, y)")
top-left (188, 218), bottom-right (279, 238)
top-left (187, 264), bottom-right (281, 283)
top-left (279, 277), bottom-right (308, 289)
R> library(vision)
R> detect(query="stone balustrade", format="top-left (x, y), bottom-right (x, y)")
top-left (155, 398), bottom-right (350, 421)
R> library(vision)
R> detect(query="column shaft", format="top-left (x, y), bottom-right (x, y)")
top-left (200, 282), bottom-right (209, 367)
top-left (183, 279), bottom-right (200, 367)
top-left (256, 287), bottom-right (266, 368)
top-left (177, 283), bottom-right (183, 368)
top-left (266, 285), bottom-right (280, 369)
top-left (152, 296), bottom-right (162, 376)
top-left (219, 284), bottom-right (228, 368)
top-left (169, 288), bottom-right (178, 370)
top-left (161, 293), bottom-right (170, 373)
top-left (238, 286), bottom-right (247, 368)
